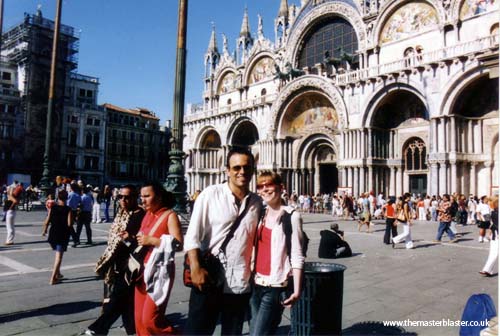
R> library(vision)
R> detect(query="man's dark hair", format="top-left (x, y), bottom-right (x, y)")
top-left (121, 184), bottom-right (139, 198)
top-left (226, 146), bottom-right (254, 168)
top-left (141, 181), bottom-right (176, 209)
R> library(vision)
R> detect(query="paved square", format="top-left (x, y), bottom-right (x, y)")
top-left (0, 210), bottom-right (497, 335)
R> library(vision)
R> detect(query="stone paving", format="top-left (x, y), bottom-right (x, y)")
top-left (0, 209), bottom-right (497, 335)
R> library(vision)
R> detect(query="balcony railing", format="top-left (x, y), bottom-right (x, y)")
top-left (185, 35), bottom-right (498, 123)
top-left (335, 35), bottom-right (498, 85)
top-left (186, 93), bottom-right (277, 122)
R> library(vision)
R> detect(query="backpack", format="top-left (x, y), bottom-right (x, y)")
top-left (282, 210), bottom-right (309, 258)
top-left (459, 293), bottom-right (497, 336)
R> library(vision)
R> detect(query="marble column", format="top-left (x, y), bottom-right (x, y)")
top-left (430, 163), bottom-right (438, 196)
top-left (395, 167), bottom-right (402, 196)
top-left (470, 163), bottom-right (477, 196)
top-left (368, 166), bottom-right (373, 192)
top-left (347, 167), bottom-right (353, 189)
top-left (353, 167), bottom-right (359, 197)
top-left (368, 129), bottom-right (373, 158)
top-left (485, 161), bottom-right (492, 195)
top-left (389, 166), bottom-right (396, 196)
top-left (359, 166), bottom-right (366, 193)
top-left (450, 161), bottom-right (457, 194)
top-left (438, 118), bottom-right (446, 153)
top-left (439, 162), bottom-right (447, 195)
top-left (450, 117), bottom-right (457, 152)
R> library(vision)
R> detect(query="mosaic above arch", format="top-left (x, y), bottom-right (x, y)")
top-left (460, 0), bottom-right (498, 20)
top-left (248, 57), bottom-right (276, 85)
top-left (218, 71), bottom-right (237, 94)
top-left (282, 93), bottom-right (339, 136)
top-left (380, 1), bottom-right (439, 44)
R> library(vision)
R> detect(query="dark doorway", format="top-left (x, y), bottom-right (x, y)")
top-left (319, 164), bottom-right (338, 194)
top-left (409, 174), bottom-right (427, 196)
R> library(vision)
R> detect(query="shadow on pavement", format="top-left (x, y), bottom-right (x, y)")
top-left (60, 276), bottom-right (100, 284)
top-left (0, 300), bottom-right (100, 323)
top-left (343, 321), bottom-right (418, 335)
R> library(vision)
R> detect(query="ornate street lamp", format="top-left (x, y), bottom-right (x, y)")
top-left (39, 0), bottom-right (63, 197)
top-left (164, 0), bottom-right (188, 213)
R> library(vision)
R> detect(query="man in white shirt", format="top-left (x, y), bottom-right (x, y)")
top-left (184, 147), bottom-right (262, 335)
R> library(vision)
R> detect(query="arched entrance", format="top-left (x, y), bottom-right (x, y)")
top-left (369, 88), bottom-right (429, 196)
top-left (297, 134), bottom-right (338, 196)
top-left (231, 120), bottom-right (259, 147)
top-left (404, 137), bottom-right (428, 196)
top-left (450, 75), bottom-right (499, 196)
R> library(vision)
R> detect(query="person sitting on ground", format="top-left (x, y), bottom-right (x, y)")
top-left (318, 223), bottom-right (352, 259)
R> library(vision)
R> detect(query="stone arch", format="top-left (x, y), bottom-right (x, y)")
top-left (243, 52), bottom-right (276, 86)
top-left (284, 1), bottom-right (367, 65)
top-left (295, 133), bottom-right (339, 195)
top-left (402, 137), bottom-right (428, 172)
top-left (440, 66), bottom-right (498, 117)
top-left (374, 0), bottom-right (444, 46)
top-left (363, 83), bottom-right (429, 128)
top-left (215, 68), bottom-right (238, 95)
top-left (296, 133), bottom-right (338, 168)
top-left (455, 0), bottom-right (499, 21)
top-left (227, 117), bottom-right (260, 147)
top-left (195, 126), bottom-right (223, 149)
top-left (270, 75), bottom-right (348, 137)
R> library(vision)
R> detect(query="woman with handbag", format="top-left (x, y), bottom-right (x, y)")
top-left (250, 171), bottom-right (305, 335)
top-left (134, 181), bottom-right (183, 336)
top-left (41, 190), bottom-right (72, 284)
top-left (391, 193), bottom-right (414, 249)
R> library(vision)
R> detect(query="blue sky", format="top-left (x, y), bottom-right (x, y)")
top-left (3, 0), bottom-right (292, 124)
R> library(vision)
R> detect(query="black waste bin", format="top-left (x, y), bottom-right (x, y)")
top-left (291, 262), bottom-right (346, 335)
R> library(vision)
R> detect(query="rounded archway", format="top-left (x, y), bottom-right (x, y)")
top-left (230, 120), bottom-right (259, 147)
top-left (296, 16), bottom-right (359, 74)
top-left (296, 134), bottom-right (338, 196)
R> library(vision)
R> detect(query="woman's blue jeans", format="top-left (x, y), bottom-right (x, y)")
top-left (250, 285), bottom-right (286, 335)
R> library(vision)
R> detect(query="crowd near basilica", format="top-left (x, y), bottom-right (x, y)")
top-left (183, 0), bottom-right (499, 198)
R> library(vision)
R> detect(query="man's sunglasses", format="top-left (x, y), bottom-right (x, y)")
top-left (117, 195), bottom-right (133, 200)
top-left (230, 165), bottom-right (253, 172)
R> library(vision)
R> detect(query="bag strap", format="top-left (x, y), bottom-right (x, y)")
top-left (133, 209), bottom-right (172, 254)
top-left (219, 197), bottom-right (251, 254)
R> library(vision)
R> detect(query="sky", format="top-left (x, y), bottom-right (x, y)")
top-left (2, 0), bottom-right (294, 125)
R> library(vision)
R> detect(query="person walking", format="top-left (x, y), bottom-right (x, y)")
top-left (250, 171), bottom-right (305, 335)
top-left (4, 181), bottom-right (21, 245)
top-left (477, 196), bottom-right (491, 243)
top-left (434, 194), bottom-right (458, 243)
top-left (134, 181), bottom-right (183, 336)
top-left (392, 193), bottom-right (414, 249)
top-left (67, 182), bottom-right (81, 247)
top-left (86, 185), bottom-right (145, 336)
top-left (480, 196), bottom-right (498, 277)
top-left (184, 147), bottom-right (262, 335)
top-left (42, 190), bottom-right (72, 285)
top-left (77, 186), bottom-right (93, 245)
top-left (383, 198), bottom-right (398, 245)
top-left (102, 185), bottom-right (112, 223)
top-left (92, 187), bottom-right (102, 223)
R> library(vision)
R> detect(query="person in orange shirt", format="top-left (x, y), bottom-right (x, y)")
top-left (417, 197), bottom-right (426, 221)
top-left (383, 198), bottom-right (398, 245)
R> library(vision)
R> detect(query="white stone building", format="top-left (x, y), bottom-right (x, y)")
top-left (184, 0), bottom-right (499, 198)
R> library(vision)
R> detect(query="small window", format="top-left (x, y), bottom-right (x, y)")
top-left (94, 119), bottom-right (100, 126)
top-left (86, 90), bottom-right (93, 98)
top-left (79, 88), bottom-right (86, 97)
top-left (2, 72), bottom-right (11, 81)
top-left (87, 117), bottom-right (93, 125)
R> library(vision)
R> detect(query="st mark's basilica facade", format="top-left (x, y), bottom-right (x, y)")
top-left (183, 0), bottom-right (499, 198)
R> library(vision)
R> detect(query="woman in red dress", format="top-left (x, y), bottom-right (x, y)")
top-left (135, 181), bottom-right (183, 335)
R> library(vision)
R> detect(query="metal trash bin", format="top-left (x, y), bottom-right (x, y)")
top-left (291, 262), bottom-right (346, 335)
